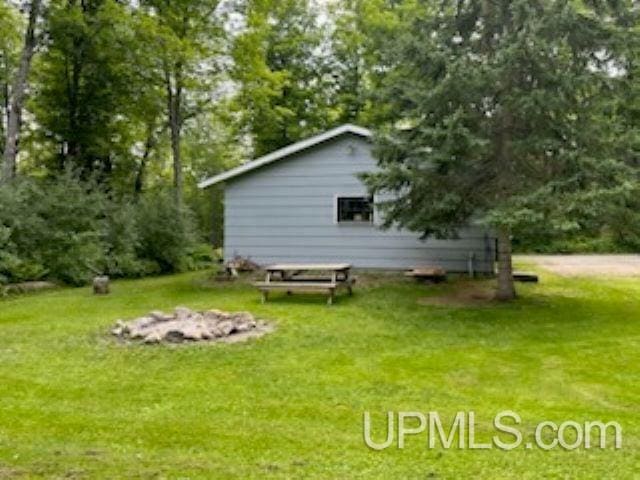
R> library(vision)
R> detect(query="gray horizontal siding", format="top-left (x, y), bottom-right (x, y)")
top-left (228, 185), bottom-right (367, 196)
top-left (227, 236), bottom-right (493, 250)
top-left (225, 225), bottom-right (488, 239)
top-left (226, 246), bottom-right (488, 258)
top-left (222, 254), bottom-right (491, 271)
top-left (226, 196), bottom-right (344, 207)
top-left (231, 163), bottom-right (373, 179)
top-left (225, 178), bottom-right (367, 188)
top-left (223, 134), bottom-right (496, 272)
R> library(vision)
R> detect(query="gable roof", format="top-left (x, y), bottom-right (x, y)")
top-left (198, 124), bottom-right (372, 188)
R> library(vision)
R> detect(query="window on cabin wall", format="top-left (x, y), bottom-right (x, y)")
top-left (336, 196), bottom-right (374, 223)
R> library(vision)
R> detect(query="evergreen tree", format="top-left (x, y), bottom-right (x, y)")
top-left (364, 0), bottom-right (639, 299)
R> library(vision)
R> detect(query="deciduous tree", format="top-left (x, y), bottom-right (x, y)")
top-left (231, 0), bottom-right (329, 156)
top-left (138, 0), bottom-right (225, 206)
top-left (32, 0), bottom-right (141, 184)
top-left (0, 2), bottom-right (23, 157)
top-left (2, 0), bottom-right (41, 183)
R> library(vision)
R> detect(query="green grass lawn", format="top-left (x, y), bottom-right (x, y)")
top-left (1, 268), bottom-right (639, 479)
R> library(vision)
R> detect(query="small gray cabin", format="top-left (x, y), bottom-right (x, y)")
top-left (199, 124), bottom-right (495, 273)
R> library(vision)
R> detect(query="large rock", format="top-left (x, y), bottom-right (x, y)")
top-left (143, 331), bottom-right (162, 344)
top-left (130, 316), bottom-right (156, 330)
top-left (174, 306), bottom-right (192, 321)
top-left (112, 307), bottom-right (270, 344)
top-left (150, 311), bottom-right (172, 322)
top-left (217, 321), bottom-right (236, 337)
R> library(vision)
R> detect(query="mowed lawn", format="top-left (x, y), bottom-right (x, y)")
top-left (0, 268), bottom-right (639, 479)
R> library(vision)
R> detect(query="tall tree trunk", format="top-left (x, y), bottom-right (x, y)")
top-left (134, 123), bottom-right (158, 196)
top-left (170, 110), bottom-right (182, 206)
top-left (495, 228), bottom-right (516, 301)
top-left (1, 58), bottom-right (9, 151)
top-left (2, 0), bottom-right (40, 183)
top-left (166, 67), bottom-right (183, 207)
top-left (134, 154), bottom-right (147, 196)
top-left (1, 77), bottom-right (7, 153)
top-left (63, 45), bottom-right (83, 172)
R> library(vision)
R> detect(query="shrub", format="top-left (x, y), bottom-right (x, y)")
top-left (0, 225), bottom-right (46, 284)
top-left (0, 175), bottom-right (210, 286)
top-left (102, 201), bottom-right (152, 278)
top-left (184, 243), bottom-right (219, 271)
top-left (0, 174), bottom-right (105, 285)
top-left (134, 191), bottom-right (201, 274)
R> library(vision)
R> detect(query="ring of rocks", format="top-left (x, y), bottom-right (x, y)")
top-left (112, 306), bottom-right (273, 344)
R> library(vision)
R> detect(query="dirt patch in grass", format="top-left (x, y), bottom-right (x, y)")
top-left (352, 271), bottom-right (408, 288)
top-left (0, 464), bottom-right (25, 479)
top-left (418, 280), bottom-right (498, 307)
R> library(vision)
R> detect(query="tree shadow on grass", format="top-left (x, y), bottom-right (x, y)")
top-left (369, 275), bottom-right (640, 350)
top-left (257, 291), bottom-right (358, 307)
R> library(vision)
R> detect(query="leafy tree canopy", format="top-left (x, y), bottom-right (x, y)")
top-left (364, 0), bottom-right (640, 298)
top-left (231, 0), bottom-right (331, 156)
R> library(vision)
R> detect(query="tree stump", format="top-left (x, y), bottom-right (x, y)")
top-left (93, 276), bottom-right (110, 295)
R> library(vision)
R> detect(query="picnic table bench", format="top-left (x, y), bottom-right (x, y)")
top-left (254, 263), bottom-right (354, 305)
top-left (404, 266), bottom-right (447, 283)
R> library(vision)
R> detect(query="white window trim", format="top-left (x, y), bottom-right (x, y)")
top-left (333, 193), bottom-right (375, 225)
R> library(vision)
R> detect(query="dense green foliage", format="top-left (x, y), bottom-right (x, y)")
top-left (32, 0), bottom-right (139, 179)
top-left (2, 0), bottom-right (640, 288)
top-left (362, 0), bottom-right (640, 297)
top-left (0, 270), bottom-right (639, 477)
top-left (0, 1), bottom-right (22, 155)
top-left (232, 0), bottom-right (337, 156)
top-left (0, 0), bottom-right (384, 286)
top-left (0, 173), bottom-right (213, 285)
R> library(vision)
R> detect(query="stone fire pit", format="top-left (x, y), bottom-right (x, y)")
top-left (111, 306), bottom-right (272, 344)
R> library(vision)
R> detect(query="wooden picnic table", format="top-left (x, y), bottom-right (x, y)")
top-left (254, 263), bottom-right (354, 305)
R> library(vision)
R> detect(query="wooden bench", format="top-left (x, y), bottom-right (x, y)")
top-left (405, 266), bottom-right (447, 283)
top-left (513, 272), bottom-right (539, 283)
top-left (254, 280), bottom-right (354, 305)
top-left (254, 263), bottom-right (354, 305)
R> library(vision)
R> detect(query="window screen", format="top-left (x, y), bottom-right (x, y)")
top-left (337, 196), bottom-right (373, 223)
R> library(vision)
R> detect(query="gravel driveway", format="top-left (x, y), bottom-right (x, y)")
top-left (517, 254), bottom-right (640, 277)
